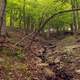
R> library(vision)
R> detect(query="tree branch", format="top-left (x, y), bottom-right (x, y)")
top-left (40, 8), bottom-right (80, 31)
top-left (29, 8), bottom-right (80, 47)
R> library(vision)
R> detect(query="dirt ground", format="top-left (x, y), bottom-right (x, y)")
top-left (0, 31), bottom-right (80, 80)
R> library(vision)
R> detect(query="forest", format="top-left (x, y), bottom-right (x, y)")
top-left (0, 0), bottom-right (80, 80)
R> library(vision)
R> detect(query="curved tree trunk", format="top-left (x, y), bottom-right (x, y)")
top-left (39, 8), bottom-right (80, 33)
top-left (29, 8), bottom-right (80, 47)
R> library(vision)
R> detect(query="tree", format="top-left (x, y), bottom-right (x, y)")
top-left (71, 0), bottom-right (79, 33)
top-left (5, 0), bottom-right (80, 34)
top-left (0, 0), bottom-right (7, 36)
top-left (39, 8), bottom-right (80, 34)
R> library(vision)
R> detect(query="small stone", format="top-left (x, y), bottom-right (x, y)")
top-left (0, 58), bottom-right (4, 62)
top-left (75, 69), bottom-right (80, 74)
top-left (72, 78), bottom-right (79, 80)
top-left (54, 56), bottom-right (61, 63)
top-left (44, 68), bottom-right (55, 77)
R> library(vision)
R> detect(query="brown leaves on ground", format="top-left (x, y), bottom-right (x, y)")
top-left (0, 32), bottom-right (80, 80)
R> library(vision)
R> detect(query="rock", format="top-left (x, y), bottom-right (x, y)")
top-left (72, 78), bottom-right (79, 80)
top-left (34, 57), bottom-right (42, 64)
top-left (75, 69), bottom-right (80, 74)
top-left (0, 58), bottom-right (5, 62)
top-left (44, 68), bottom-right (55, 77)
top-left (54, 56), bottom-right (61, 63)
top-left (47, 56), bottom-right (55, 63)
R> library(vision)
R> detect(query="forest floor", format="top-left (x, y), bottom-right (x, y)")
top-left (0, 31), bottom-right (80, 80)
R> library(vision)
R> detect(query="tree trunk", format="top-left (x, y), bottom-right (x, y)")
top-left (19, 9), bottom-right (22, 29)
top-left (23, 0), bottom-right (26, 33)
top-left (71, 0), bottom-right (79, 33)
top-left (0, 0), bottom-right (6, 36)
top-left (10, 9), bottom-right (14, 31)
top-left (39, 8), bottom-right (80, 34)
top-left (76, 0), bottom-right (79, 31)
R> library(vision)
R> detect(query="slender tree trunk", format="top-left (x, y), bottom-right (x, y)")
top-left (10, 9), bottom-right (14, 31)
top-left (76, 0), bottom-right (79, 31)
top-left (23, 0), bottom-right (26, 33)
top-left (0, 0), bottom-right (6, 36)
top-left (19, 9), bottom-right (22, 29)
top-left (71, 0), bottom-right (79, 33)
